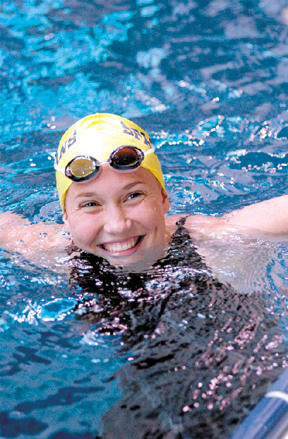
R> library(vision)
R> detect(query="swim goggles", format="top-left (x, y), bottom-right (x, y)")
top-left (55, 145), bottom-right (155, 182)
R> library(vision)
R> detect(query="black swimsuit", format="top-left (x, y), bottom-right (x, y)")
top-left (68, 218), bottom-right (288, 439)
top-left (69, 215), bottom-right (210, 294)
top-left (68, 216), bottom-right (216, 338)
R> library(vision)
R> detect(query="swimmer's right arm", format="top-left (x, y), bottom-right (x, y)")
top-left (0, 211), bottom-right (70, 265)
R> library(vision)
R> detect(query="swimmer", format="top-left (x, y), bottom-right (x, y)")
top-left (0, 113), bottom-right (288, 273)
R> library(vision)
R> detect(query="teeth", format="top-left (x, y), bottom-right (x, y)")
top-left (103, 237), bottom-right (138, 253)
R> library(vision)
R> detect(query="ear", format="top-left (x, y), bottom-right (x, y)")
top-left (161, 189), bottom-right (170, 213)
top-left (63, 212), bottom-right (70, 229)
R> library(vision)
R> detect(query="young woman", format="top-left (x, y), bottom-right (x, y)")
top-left (1, 113), bottom-right (288, 438)
top-left (0, 112), bottom-right (287, 273)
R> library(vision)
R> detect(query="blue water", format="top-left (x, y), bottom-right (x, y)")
top-left (1, 0), bottom-right (288, 438)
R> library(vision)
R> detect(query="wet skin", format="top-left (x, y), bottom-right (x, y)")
top-left (63, 165), bottom-right (170, 268)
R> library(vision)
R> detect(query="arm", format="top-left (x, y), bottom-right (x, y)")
top-left (0, 211), bottom-right (70, 267)
top-left (223, 195), bottom-right (288, 236)
top-left (183, 195), bottom-right (288, 240)
top-left (177, 196), bottom-right (288, 291)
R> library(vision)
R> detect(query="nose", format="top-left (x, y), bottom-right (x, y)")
top-left (103, 204), bottom-right (132, 235)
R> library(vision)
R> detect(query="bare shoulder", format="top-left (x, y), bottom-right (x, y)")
top-left (185, 214), bottom-right (227, 237)
top-left (165, 213), bottom-right (226, 241)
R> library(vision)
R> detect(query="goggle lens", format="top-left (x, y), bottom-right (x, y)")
top-left (110, 146), bottom-right (143, 170)
top-left (66, 157), bottom-right (99, 181)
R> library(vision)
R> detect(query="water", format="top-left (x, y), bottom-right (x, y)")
top-left (1, 0), bottom-right (288, 437)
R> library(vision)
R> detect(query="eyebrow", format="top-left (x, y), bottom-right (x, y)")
top-left (74, 181), bottom-right (145, 199)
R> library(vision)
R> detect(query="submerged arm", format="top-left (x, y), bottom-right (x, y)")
top-left (0, 211), bottom-right (70, 266)
top-left (177, 195), bottom-right (288, 291)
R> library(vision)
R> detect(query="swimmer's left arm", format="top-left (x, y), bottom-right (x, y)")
top-left (184, 195), bottom-right (288, 239)
top-left (223, 194), bottom-right (288, 237)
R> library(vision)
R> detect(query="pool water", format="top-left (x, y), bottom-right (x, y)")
top-left (1, 0), bottom-right (288, 438)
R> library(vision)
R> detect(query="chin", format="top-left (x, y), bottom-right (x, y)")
top-left (102, 244), bottom-right (168, 273)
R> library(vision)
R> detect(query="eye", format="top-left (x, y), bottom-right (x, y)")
top-left (79, 200), bottom-right (101, 209)
top-left (126, 191), bottom-right (144, 201)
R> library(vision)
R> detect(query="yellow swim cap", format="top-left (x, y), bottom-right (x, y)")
top-left (55, 113), bottom-right (166, 212)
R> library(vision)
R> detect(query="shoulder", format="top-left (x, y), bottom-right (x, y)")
top-left (165, 214), bottom-right (226, 242)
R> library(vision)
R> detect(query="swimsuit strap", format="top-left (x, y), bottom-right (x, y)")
top-left (170, 215), bottom-right (193, 246)
top-left (163, 214), bottom-right (210, 274)
top-left (175, 215), bottom-right (191, 227)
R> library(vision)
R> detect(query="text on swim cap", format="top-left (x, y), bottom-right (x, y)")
top-left (120, 121), bottom-right (152, 147)
top-left (55, 130), bottom-right (77, 166)
top-left (55, 122), bottom-right (152, 167)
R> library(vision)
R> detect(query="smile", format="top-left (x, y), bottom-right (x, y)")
top-left (98, 236), bottom-right (144, 255)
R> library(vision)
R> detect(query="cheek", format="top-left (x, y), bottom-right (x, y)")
top-left (134, 202), bottom-right (165, 230)
top-left (67, 215), bottom-right (100, 247)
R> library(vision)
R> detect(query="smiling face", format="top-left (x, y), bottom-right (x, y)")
top-left (63, 165), bottom-right (170, 270)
